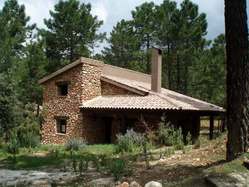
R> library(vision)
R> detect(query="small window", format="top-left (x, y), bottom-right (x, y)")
top-left (57, 82), bottom-right (68, 96)
top-left (56, 118), bottom-right (67, 134)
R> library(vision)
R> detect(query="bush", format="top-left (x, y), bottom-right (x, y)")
top-left (116, 129), bottom-right (145, 153)
top-left (0, 137), bottom-right (5, 149)
top-left (16, 104), bottom-right (41, 148)
top-left (172, 128), bottom-right (184, 150)
top-left (6, 131), bottom-right (20, 162)
top-left (65, 138), bottom-right (87, 157)
top-left (157, 117), bottom-right (184, 150)
top-left (158, 122), bottom-right (174, 146)
top-left (108, 158), bottom-right (127, 181)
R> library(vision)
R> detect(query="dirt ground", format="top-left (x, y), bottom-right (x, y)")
top-left (124, 132), bottom-right (227, 186)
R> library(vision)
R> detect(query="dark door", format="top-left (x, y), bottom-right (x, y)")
top-left (104, 117), bottom-right (112, 143)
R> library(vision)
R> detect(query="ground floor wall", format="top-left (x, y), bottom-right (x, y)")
top-left (41, 109), bottom-right (83, 144)
top-left (81, 110), bottom-right (202, 144)
top-left (41, 109), bottom-right (221, 144)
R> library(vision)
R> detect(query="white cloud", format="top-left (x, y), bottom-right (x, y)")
top-left (3, 0), bottom-right (247, 51)
top-left (90, 1), bottom-right (108, 23)
top-left (18, 0), bottom-right (57, 28)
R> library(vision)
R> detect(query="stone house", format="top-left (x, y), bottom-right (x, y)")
top-left (39, 48), bottom-right (224, 144)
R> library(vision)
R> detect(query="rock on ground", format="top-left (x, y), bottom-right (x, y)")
top-left (205, 172), bottom-right (249, 187)
top-left (87, 177), bottom-right (115, 187)
top-left (116, 182), bottom-right (129, 187)
top-left (144, 181), bottom-right (162, 187)
top-left (0, 169), bottom-right (78, 187)
top-left (130, 181), bottom-right (141, 187)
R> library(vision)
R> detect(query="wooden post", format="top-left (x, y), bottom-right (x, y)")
top-left (221, 115), bottom-right (226, 132)
top-left (191, 115), bottom-right (200, 144)
top-left (209, 115), bottom-right (214, 140)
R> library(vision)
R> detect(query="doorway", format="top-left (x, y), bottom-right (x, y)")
top-left (103, 117), bottom-right (112, 143)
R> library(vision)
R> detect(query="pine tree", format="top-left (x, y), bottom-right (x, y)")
top-left (225, 0), bottom-right (249, 160)
top-left (0, 0), bottom-right (33, 73)
top-left (132, 2), bottom-right (157, 73)
top-left (102, 20), bottom-right (144, 72)
top-left (41, 0), bottom-right (104, 73)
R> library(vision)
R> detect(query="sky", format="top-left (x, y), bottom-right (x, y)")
top-left (0, 0), bottom-right (248, 52)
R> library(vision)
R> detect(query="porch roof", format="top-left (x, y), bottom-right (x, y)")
top-left (80, 93), bottom-right (224, 112)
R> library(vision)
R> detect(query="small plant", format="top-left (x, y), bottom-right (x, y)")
top-left (72, 159), bottom-right (77, 172)
top-left (142, 140), bottom-right (150, 169)
top-left (193, 138), bottom-right (201, 149)
top-left (16, 104), bottom-right (41, 149)
top-left (157, 116), bottom-right (175, 146)
top-left (186, 132), bottom-right (192, 145)
top-left (157, 115), bottom-right (185, 150)
top-left (6, 131), bottom-right (20, 163)
top-left (116, 129), bottom-right (145, 153)
top-left (172, 128), bottom-right (184, 150)
top-left (91, 155), bottom-right (101, 171)
top-left (164, 147), bottom-right (175, 157)
top-left (79, 159), bottom-right (84, 175)
top-left (50, 148), bottom-right (60, 158)
top-left (65, 138), bottom-right (86, 158)
top-left (108, 158), bottom-right (127, 181)
top-left (80, 153), bottom-right (93, 171)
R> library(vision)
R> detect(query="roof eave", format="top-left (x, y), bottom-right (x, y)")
top-left (38, 57), bottom-right (104, 84)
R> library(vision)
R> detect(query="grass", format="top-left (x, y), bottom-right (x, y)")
top-left (1, 129), bottom-right (248, 186)
top-left (0, 144), bottom-right (116, 170)
top-left (82, 144), bottom-right (116, 155)
top-left (207, 153), bottom-right (249, 174)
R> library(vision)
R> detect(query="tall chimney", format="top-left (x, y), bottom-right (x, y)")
top-left (151, 48), bottom-right (162, 93)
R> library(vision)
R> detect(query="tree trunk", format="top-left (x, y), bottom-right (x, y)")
top-left (176, 53), bottom-right (180, 92)
top-left (225, 0), bottom-right (249, 160)
top-left (167, 44), bottom-right (172, 89)
top-left (146, 34), bottom-right (150, 73)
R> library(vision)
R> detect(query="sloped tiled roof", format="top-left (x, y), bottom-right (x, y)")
top-left (81, 94), bottom-right (179, 110)
top-left (38, 57), bottom-right (224, 112)
top-left (95, 64), bottom-right (224, 112)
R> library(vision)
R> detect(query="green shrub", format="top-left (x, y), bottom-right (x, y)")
top-left (193, 138), bottom-right (201, 149)
top-left (157, 115), bottom-right (184, 150)
top-left (172, 128), bottom-right (184, 150)
top-left (108, 158), bottom-right (127, 181)
top-left (6, 131), bottom-right (20, 163)
top-left (158, 122), bottom-right (174, 146)
top-left (186, 132), bottom-right (192, 145)
top-left (65, 138), bottom-right (87, 157)
top-left (72, 159), bottom-right (77, 172)
top-left (16, 103), bottom-right (41, 148)
top-left (0, 137), bottom-right (5, 149)
top-left (116, 129), bottom-right (145, 153)
top-left (164, 147), bottom-right (175, 157)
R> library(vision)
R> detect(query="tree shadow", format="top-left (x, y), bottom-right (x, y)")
top-left (129, 158), bottom-right (229, 187)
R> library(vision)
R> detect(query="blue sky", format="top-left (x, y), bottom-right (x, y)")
top-left (0, 0), bottom-right (248, 52)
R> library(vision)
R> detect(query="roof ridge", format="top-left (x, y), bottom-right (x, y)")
top-left (103, 63), bottom-right (151, 79)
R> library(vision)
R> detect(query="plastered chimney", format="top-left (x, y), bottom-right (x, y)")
top-left (151, 48), bottom-right (162, 93)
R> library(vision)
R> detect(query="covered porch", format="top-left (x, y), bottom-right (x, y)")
top-left (80, 108), bottom-right (224, 144)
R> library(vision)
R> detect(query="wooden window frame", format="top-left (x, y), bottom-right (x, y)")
top-left (55, 117), bottom-right (68, 134)
top-left (56, 81), bottom-right (70, 96)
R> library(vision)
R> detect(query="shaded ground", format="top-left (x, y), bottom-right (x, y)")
top-left (1, 120), bottom-right (248, 186)
top-left (123, 134), bottom-right (227, 186)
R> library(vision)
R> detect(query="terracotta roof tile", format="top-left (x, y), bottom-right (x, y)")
top-left (81, 94), bottom-right (179, 110)
top-left (98, 68), bottom-right (224, 112)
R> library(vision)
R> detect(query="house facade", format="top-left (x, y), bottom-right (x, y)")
top-left (39, 49), bottom-right (224, 144)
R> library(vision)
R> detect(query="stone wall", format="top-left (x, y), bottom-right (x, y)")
top-left (41, 62), bottom-right (103, 144)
